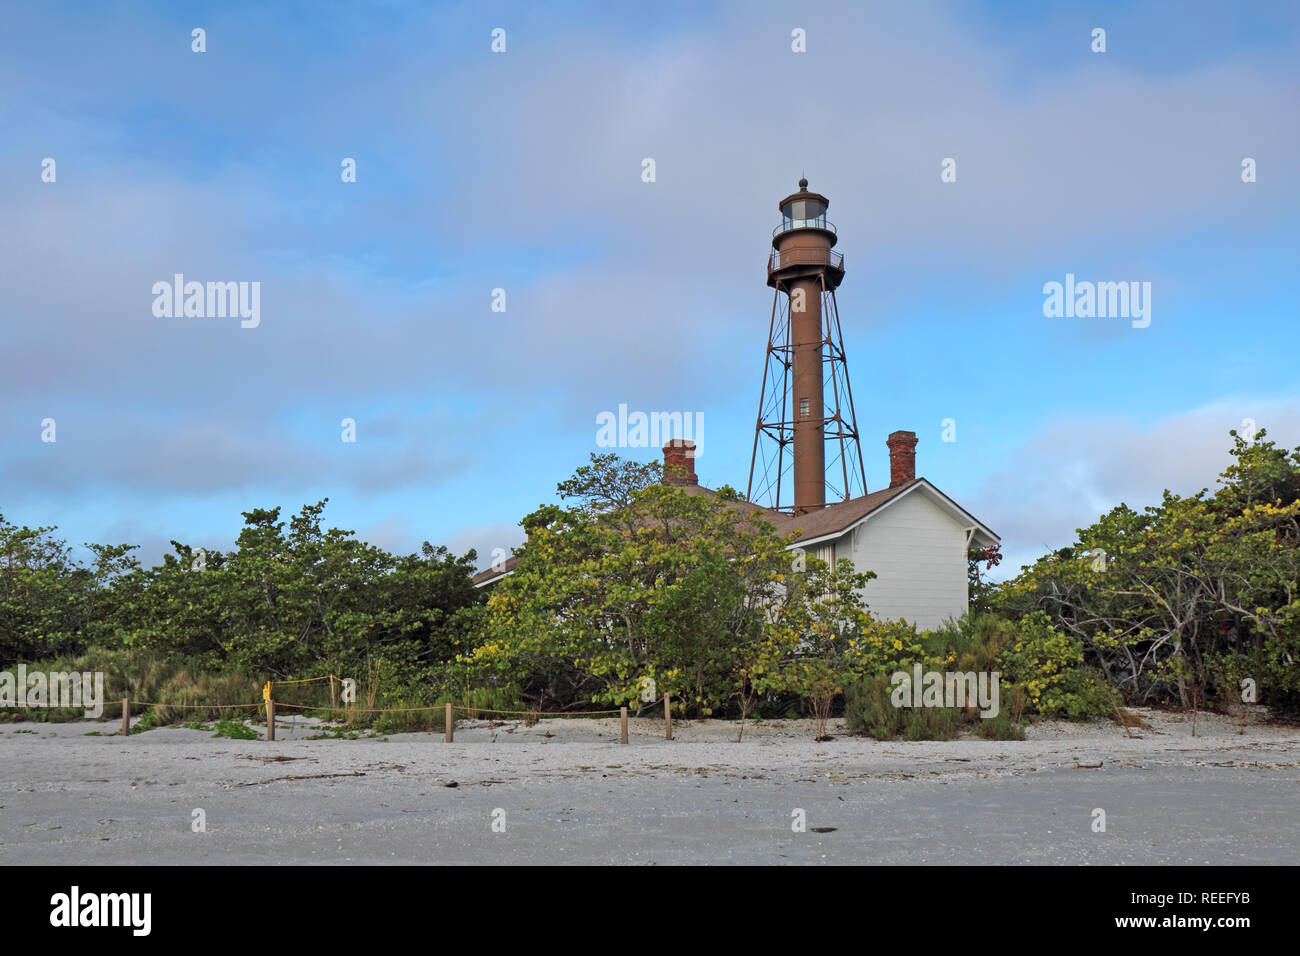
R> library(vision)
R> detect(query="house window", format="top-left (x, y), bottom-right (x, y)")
top-left (799, 397), bottom-right (810, 417)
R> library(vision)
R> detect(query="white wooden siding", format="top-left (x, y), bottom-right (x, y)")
top-left (839, 490), bottom-right (969, 630)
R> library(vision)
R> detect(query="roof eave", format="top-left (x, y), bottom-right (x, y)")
top-left (781, 479), bottom-right (999, 549)
top-left (472, 569), bottom-right (514, 588)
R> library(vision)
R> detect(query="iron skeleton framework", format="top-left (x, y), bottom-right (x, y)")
top-left (746, 267), bottom-right (868, 513)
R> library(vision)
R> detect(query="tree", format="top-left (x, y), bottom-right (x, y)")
top-left (475, 463), bottom-right (793, 715)
top-left (472, 454), bottom-right (888, 730)
top-left (0, 516), bottom-right (98, 662)
top-left (968, 544), bottom-right (1002, 615)
top-left (764, 556), bottom-right (878, 739)
top-left (80, 500), bottom-right (483, 684)
top-left (995, 428), bottom-right (1300, 713)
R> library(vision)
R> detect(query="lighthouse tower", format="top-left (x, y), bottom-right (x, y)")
top-left (746, 178), bottom-right (867, 514)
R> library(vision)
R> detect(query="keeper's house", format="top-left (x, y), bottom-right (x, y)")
top-left (475, 432), bottom-right (999, 632)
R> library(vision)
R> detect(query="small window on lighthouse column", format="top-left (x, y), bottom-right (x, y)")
top-left (799, 397), bottom-right (810, 417)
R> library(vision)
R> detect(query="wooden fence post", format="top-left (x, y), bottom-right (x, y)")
top-left (445, 703), bottom-right (454, 743)
top-left (620, 706), bottom-right (628, 745)
top-left (265, 697), bottom-right (275, 741)
top-left (664, 693), bottom-right (672, 740)
top-left (121, 698), bottom-right (130, 737)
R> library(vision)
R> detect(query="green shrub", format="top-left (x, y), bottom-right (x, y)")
top-left (211, 718), bottom-right (260, 740)
top-left (920, 614), bottom-right (1013, 672)
top-left (901, 704), bottom-right (963, 741)
top-left (995, 613), bottom-right (1117, 719)
top-left (843, 673), bottom-right (904, 739)
top-left (972, 684), bottom-right (1027, 739)
top-left (844, 668), bottom-right (1021, 740)
top-left (0, 648), bottom-right (262, 726)
top-left (845, 613), bottom-right (1119, 737)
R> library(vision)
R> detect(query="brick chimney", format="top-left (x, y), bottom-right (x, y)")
top-left (886, 430), bottom-right (918, 487)
top-left (662, 439), bottom-right (698, 485)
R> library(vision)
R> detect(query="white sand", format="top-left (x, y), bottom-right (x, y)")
top-left (2, 708), bottom-right (1297, 864)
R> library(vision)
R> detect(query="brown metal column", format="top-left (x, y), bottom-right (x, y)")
top-left (790, 276), bottom-right (825, 513)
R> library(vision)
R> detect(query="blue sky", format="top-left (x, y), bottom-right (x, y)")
top-left (2, 0), bottom-right (1297, 576)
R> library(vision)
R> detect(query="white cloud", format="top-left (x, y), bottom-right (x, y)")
top-left (970, 397), bottom-right (1300, 574)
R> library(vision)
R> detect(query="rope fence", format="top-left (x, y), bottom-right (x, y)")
top-left (113, 691), bottom-right (676, 745)
top-left (268, 676), bottom-right (340, 686)
top-left (272, 701), bottom-right (442, 713)
top-left (124, 700), bottom-right (261, 708)
top-left (451, 706), bottom-right (623, 717)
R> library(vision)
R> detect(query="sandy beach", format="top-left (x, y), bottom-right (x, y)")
top-left (2, 709), bottom-right (1297, 865)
